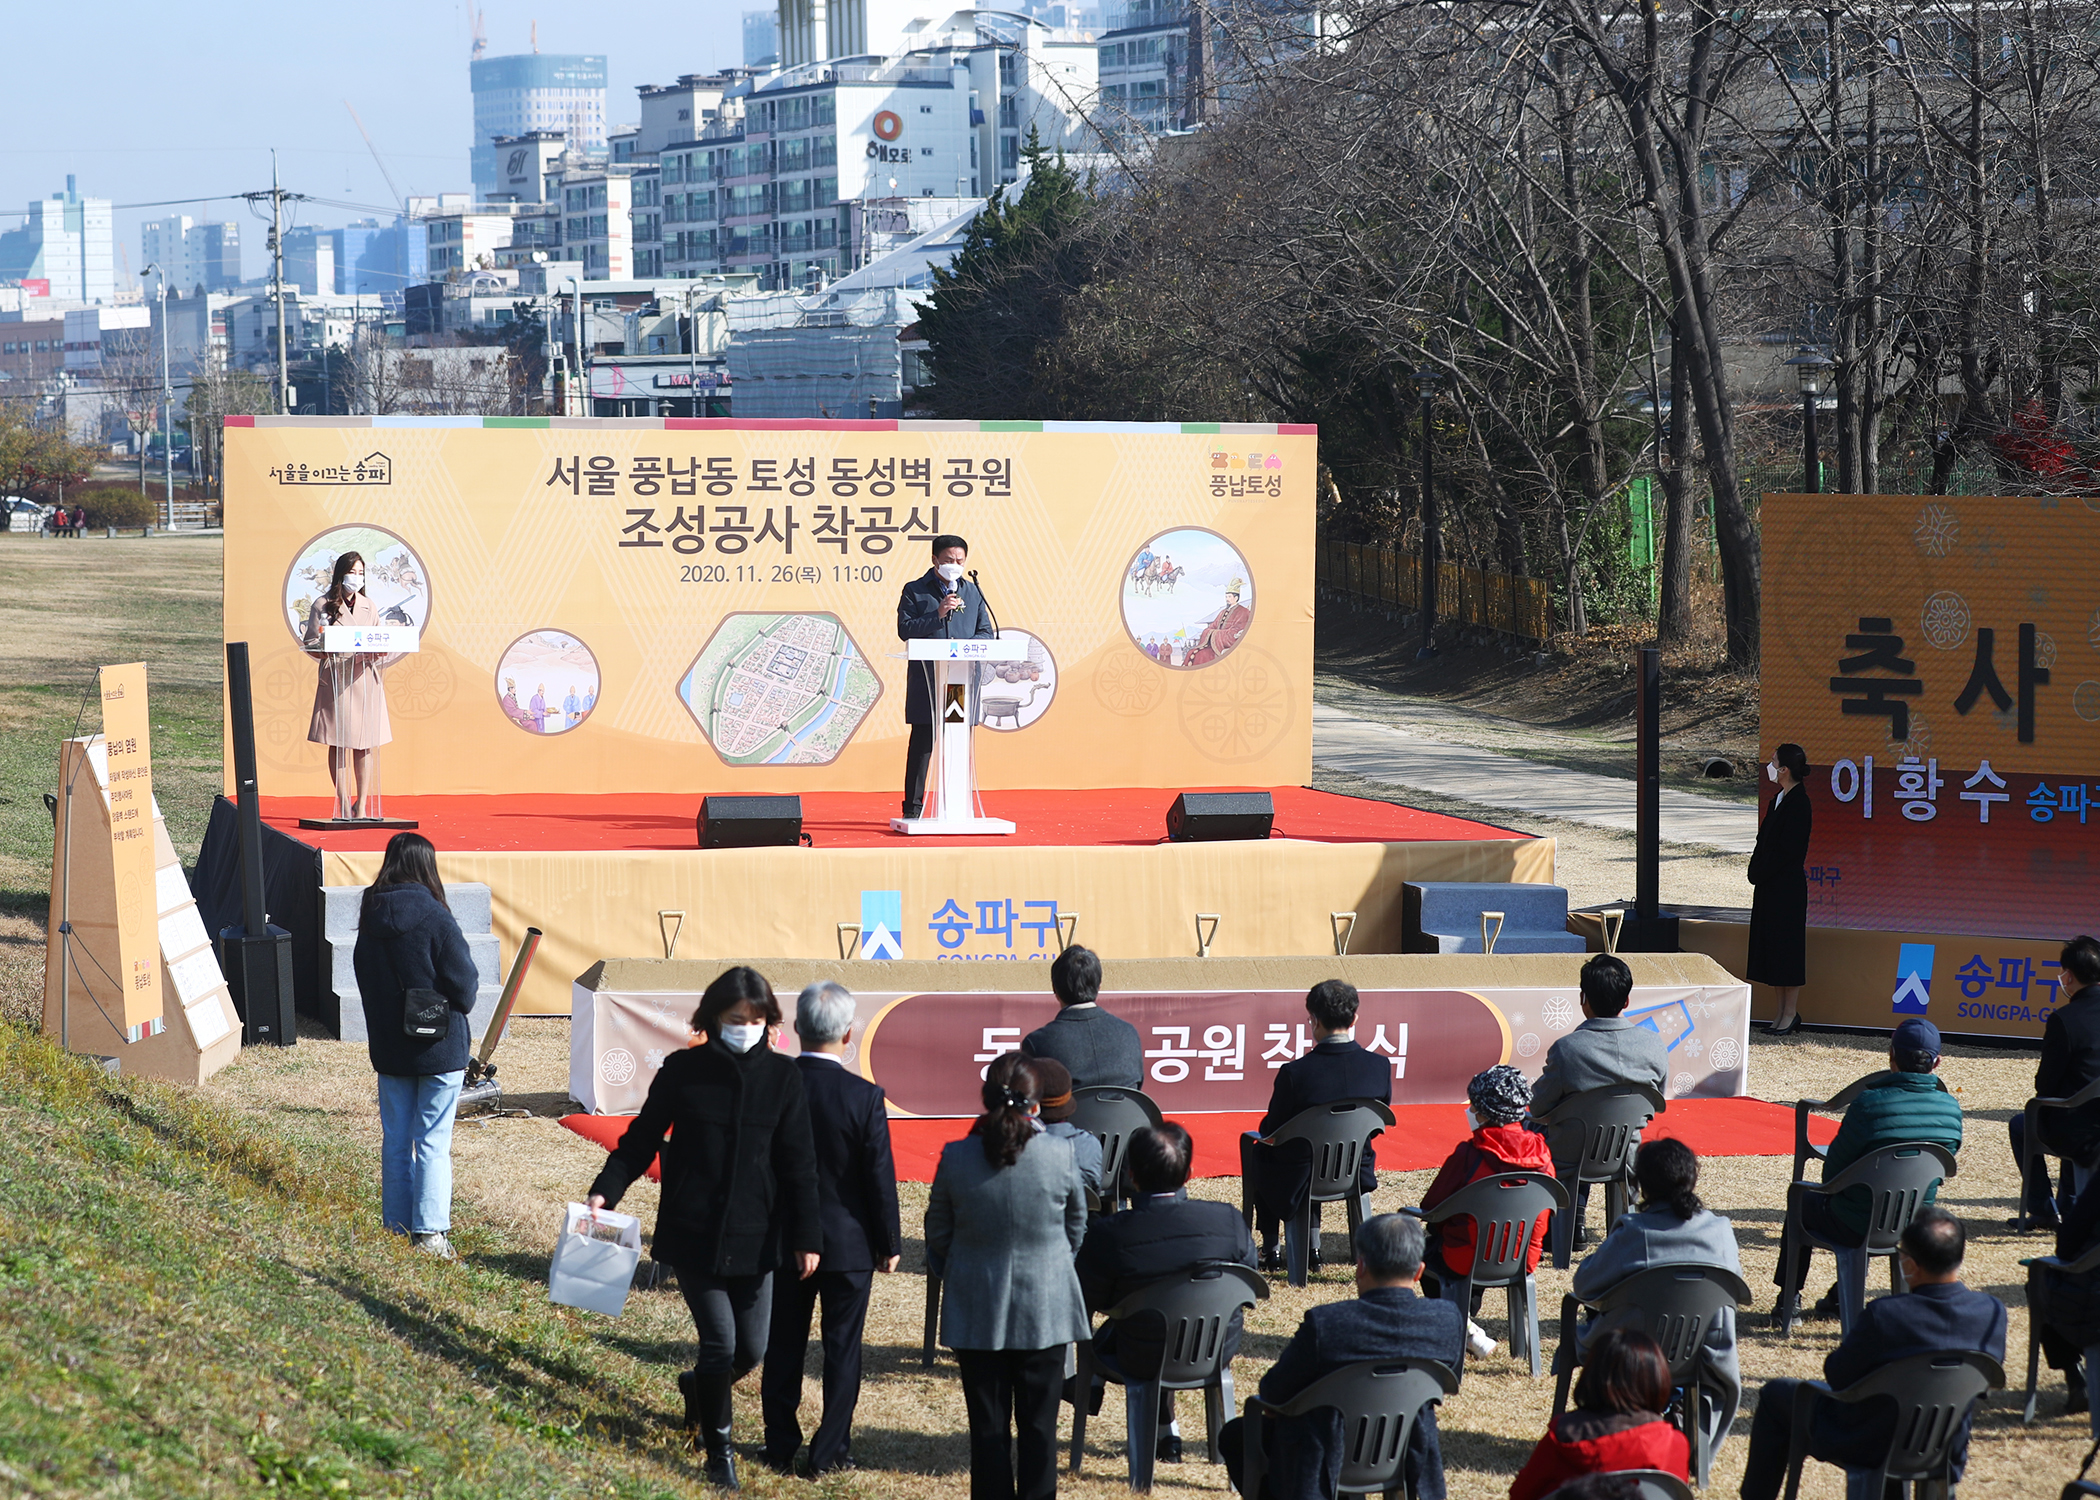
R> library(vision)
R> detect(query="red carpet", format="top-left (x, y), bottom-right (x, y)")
top-left (560, 1098), bottom-right (1837, 1185)
top-left (260, 785), bottom-right (1526, 854)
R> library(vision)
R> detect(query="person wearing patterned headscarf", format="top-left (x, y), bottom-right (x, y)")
top-left (1418, 1065), bottom-right (1558, 1357)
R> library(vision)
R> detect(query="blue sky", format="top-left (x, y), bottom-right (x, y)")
top-left (0, 2), bottom-right (749, 276)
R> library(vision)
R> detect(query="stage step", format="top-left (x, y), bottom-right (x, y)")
top-left (322, 883), bottom-right (504, 1044)
top-left (1402, 880), bottom-right (1588, 955)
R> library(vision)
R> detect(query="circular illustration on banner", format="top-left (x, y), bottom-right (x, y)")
top-left (978, 628), bottom-right (1057, 732)
top-left (282, 524), bottom-right (431, 645)
top-left (1176, 645), bottom-right (1293, 762)
top-left (1121, 527), bottom-right (1254, 670)
top-left (678, 612), bottom-right (882, 766)
top-left (496, 630), bottom-right (600, 735)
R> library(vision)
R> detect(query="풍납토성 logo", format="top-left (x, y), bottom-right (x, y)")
top-left (270, 452), bottom-right (391, 486)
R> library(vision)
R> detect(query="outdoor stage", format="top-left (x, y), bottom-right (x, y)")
top-left (216, 787), bottom-right (1556, 1021)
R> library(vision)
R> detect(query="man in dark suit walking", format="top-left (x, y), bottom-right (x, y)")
top-left (895, 532), bottom-right (995, 820)
top-left (1243, 979), bottom-right (1393, 1269)
top-left (1219, 1213), bottom-right (1464, 1500)
top-left (762, 982), bottom-right (902, 1476)
top-left (1021, 945), bottom-right (1144, 1090)
top-left (1736, 1208), bottom-right (2007, 1500)
top-left (1074, 1123), bottom-right (1256, 1462)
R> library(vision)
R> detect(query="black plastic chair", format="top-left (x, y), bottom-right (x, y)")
top-left (1246, 1099), bottom-right (1396, 1288)
top-left (1536, 1083), bottom-right (1666, 1270)
top-left (1781, 1349), bottom-right (2003, 1500)
top-left (2018, 1076), bottom-right (2100, 1232)
top-left (1070, 1262), bottom-right (1269, 1491)
top-left (1240, 1357), bottom-right (1460, 1500)
top-left (2022, 1239), bottom-right (2100, 1423)
top-left (1776, 1141), bottom-right (1958, 1336)
top-left (1071, 1084), bottom-right (1165, 1214)
top-left (1551, 1264), bottom-right (1752, 1488)
top-left (1547, 1473), bottom-right (1694, 1500)
top-left (1403, 1170), bottom-right (1567, 1378)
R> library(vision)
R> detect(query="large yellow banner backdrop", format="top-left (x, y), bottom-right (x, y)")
top-left (223, 419), bottom-right (1316, 797)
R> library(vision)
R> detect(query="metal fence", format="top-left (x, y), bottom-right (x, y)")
top-left (1316, 538), bottom-right (1554, 643)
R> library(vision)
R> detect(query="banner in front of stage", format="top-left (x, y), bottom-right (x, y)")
top-left (571, 981), bottom-right (1749, 1115)
top-left (221, 419), bottom-right (1314, 796)
top-left (1762, 493), bottom-right (2100, 942)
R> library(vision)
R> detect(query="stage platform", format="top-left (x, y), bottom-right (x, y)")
top-left (204, 789), bottom-right (1555, 1023)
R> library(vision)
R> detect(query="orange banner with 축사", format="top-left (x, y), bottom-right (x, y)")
top-left (221, 419), bottom-right (1315, 797)
top-left (1760, 493), bottom-right (2100, 942)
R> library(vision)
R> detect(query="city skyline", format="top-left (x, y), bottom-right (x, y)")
top-left (0, 1), bottom-right (748, 283)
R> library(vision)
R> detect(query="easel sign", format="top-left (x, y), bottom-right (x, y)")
top-left (99, 663), bottom-right (163, 1036)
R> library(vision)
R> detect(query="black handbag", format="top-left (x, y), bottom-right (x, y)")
top-left (403, 986), bottom-right (449, 1040)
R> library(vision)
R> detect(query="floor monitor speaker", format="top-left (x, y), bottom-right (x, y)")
top-left (698, 795), bottom-right (804, 849)
top-left (1165, 791), bottom-right (1274, 842)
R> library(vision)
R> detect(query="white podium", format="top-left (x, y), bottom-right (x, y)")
top-left (892, 637), bottom-right (1025, 836)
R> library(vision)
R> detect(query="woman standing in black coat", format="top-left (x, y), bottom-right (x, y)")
top-left (352, 832), bottom-right (482, 1260)
top-left (587, 966), bottom-right (821, 1491)
top-left (1747, 742), bottom-right (1813, 1034)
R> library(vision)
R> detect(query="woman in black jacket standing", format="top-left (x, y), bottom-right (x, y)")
top-left (352, 832), bottom-right (482, 1260)
top-left (587, 966), bottom-right (821, 1490)
top-left (1747, 742), bottom-right (1813, 1034)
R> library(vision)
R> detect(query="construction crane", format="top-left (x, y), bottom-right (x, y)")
top-left (470, 6), bottom-right (487, 59)
top-left (344, 101), bottom-right (406, 216)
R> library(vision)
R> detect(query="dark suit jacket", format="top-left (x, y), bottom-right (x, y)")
top-left (1255, 1037), bottom-right (1393, 1209)
top-left (1022, 1004), bottom-right (1145, 1090)
top-left (897, 568), bottom-right (994, 723)
top-left (1815, 1280), bottom-right (2008, 1482)
top-left (1075, 1194), bottom-right (1256, 1378)
top-left (795, 1054), bottom-right (902, 1272)
top-left (1256, 1285), bottom-right (1466, 1500)
top-left (2038, 985), bottom-right (2100, 1163)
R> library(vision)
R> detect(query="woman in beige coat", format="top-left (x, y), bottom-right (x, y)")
top-left (302, 551), bottom-right (396, 819)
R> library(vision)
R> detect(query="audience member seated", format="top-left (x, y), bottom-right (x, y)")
top-left (1738, 1208), bottom-right (2006, 1500)
top-left (1220, 1213), bottom-right (1464, 1500)
top-left (1772, 1016), bottom-right (1963, 1327)
top-left (1420, 1065), bottom-right (1556, 1356)
top-left (1242, 979), bottom-right (1394, 1271)
top-left (1510, 1328), bottom-right (1690, 1500)
top-left (1031, 1057), bottom-right (1105, 1204)
top-left (2030, 1167), bottom-right (2100, 1426)
top-left (1021, 944), bottom-right (1144, 1089)
top-left (1074, 1122), bottom-right (1257, 1462)
top-left (1569, 1139), bottom-right (1742, 1457)
top-left (1527, 954), bottom-right (1670, 1235)
top-left (2012, 936), bottom-right (2100, 1229)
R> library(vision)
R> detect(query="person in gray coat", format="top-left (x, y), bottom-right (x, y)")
top-left (1528, 954), bottom-right (1670, 1228)
top-left (1021, 945), bottom-right (1143, 1090)
top-left (927, 1053), bottom-right (1092, 1500)
top-left (1568, 1139), bottom-right (1742, 1458)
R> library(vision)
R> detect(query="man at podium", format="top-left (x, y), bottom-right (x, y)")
top-left (897, 534), bottom-right (993, 820)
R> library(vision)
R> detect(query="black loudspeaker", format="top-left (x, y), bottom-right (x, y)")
top-left (221, 924), bottom-right (297, 1047)
top-left (698, 795), bottom-right (804, 848)
top-left (1166, 791), bottom-right (1275, 842)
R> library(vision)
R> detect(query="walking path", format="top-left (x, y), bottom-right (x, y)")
top-left (1311, 701), bottom-right (1759, 853)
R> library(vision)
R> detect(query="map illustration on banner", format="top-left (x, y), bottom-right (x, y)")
top-left (497, 631), bottom-right (599, 735)
top-left (1762, 493), bottom-right (2100, 941)
top-left (223, 421), bottom-right (1314, 797)
top-left (679, 611), bottom-right (881, 766)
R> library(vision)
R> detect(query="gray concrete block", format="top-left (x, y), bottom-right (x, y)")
top-left (338, 984), bottom-right (503, 1046)
top-left (324, 882), bottom-right (502, 1042)
top-left (323, 883), bottom-right (492, 941)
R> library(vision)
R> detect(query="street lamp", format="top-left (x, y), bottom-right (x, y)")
top-left (140, 265), bottom-right (172, 530)
top-left (1414, 365), bottom-right (1442, 660)
top-left (565, 276), bottom-right (584, 416)
top-left (1784, 345), bottom-right (1834, 495)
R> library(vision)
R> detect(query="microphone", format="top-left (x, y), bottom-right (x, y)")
top-left (970, 568), bottom-right (1001, 635)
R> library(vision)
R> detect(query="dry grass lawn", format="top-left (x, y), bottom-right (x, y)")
top-left (203, 1019), bottom-right (2091, 1500)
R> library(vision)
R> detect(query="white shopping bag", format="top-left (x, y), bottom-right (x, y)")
top-left (547, 1202), bottom-right (643, 1316)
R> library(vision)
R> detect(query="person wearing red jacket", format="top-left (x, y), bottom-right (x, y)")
top-left (1420, 1065), bottom-right (1557, 1324)
top-left (1509, 1328), bottom-right (1690, 1500)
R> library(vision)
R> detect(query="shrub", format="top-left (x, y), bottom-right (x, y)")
top-left (74, 487), bottom-right (157, 530)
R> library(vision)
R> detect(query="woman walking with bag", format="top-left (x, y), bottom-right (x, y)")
top-left (926, 1053), bottom-right (1090, 1500)
top-left (353, 832), bottom-right (481, 1260)
top-left (587, 966), bottom-right (820, 1490)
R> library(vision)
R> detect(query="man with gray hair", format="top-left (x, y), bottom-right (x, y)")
top-left (1220, 1214), bottom-right (1464, 1500)
top-left (761, 982), bottom-right (902, 1476)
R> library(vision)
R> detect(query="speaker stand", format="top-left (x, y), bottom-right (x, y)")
top-left (297, 815), bottom-right (419, 831)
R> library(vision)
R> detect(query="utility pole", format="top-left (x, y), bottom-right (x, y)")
top-left (271, 152), bottom-right (289, 412)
